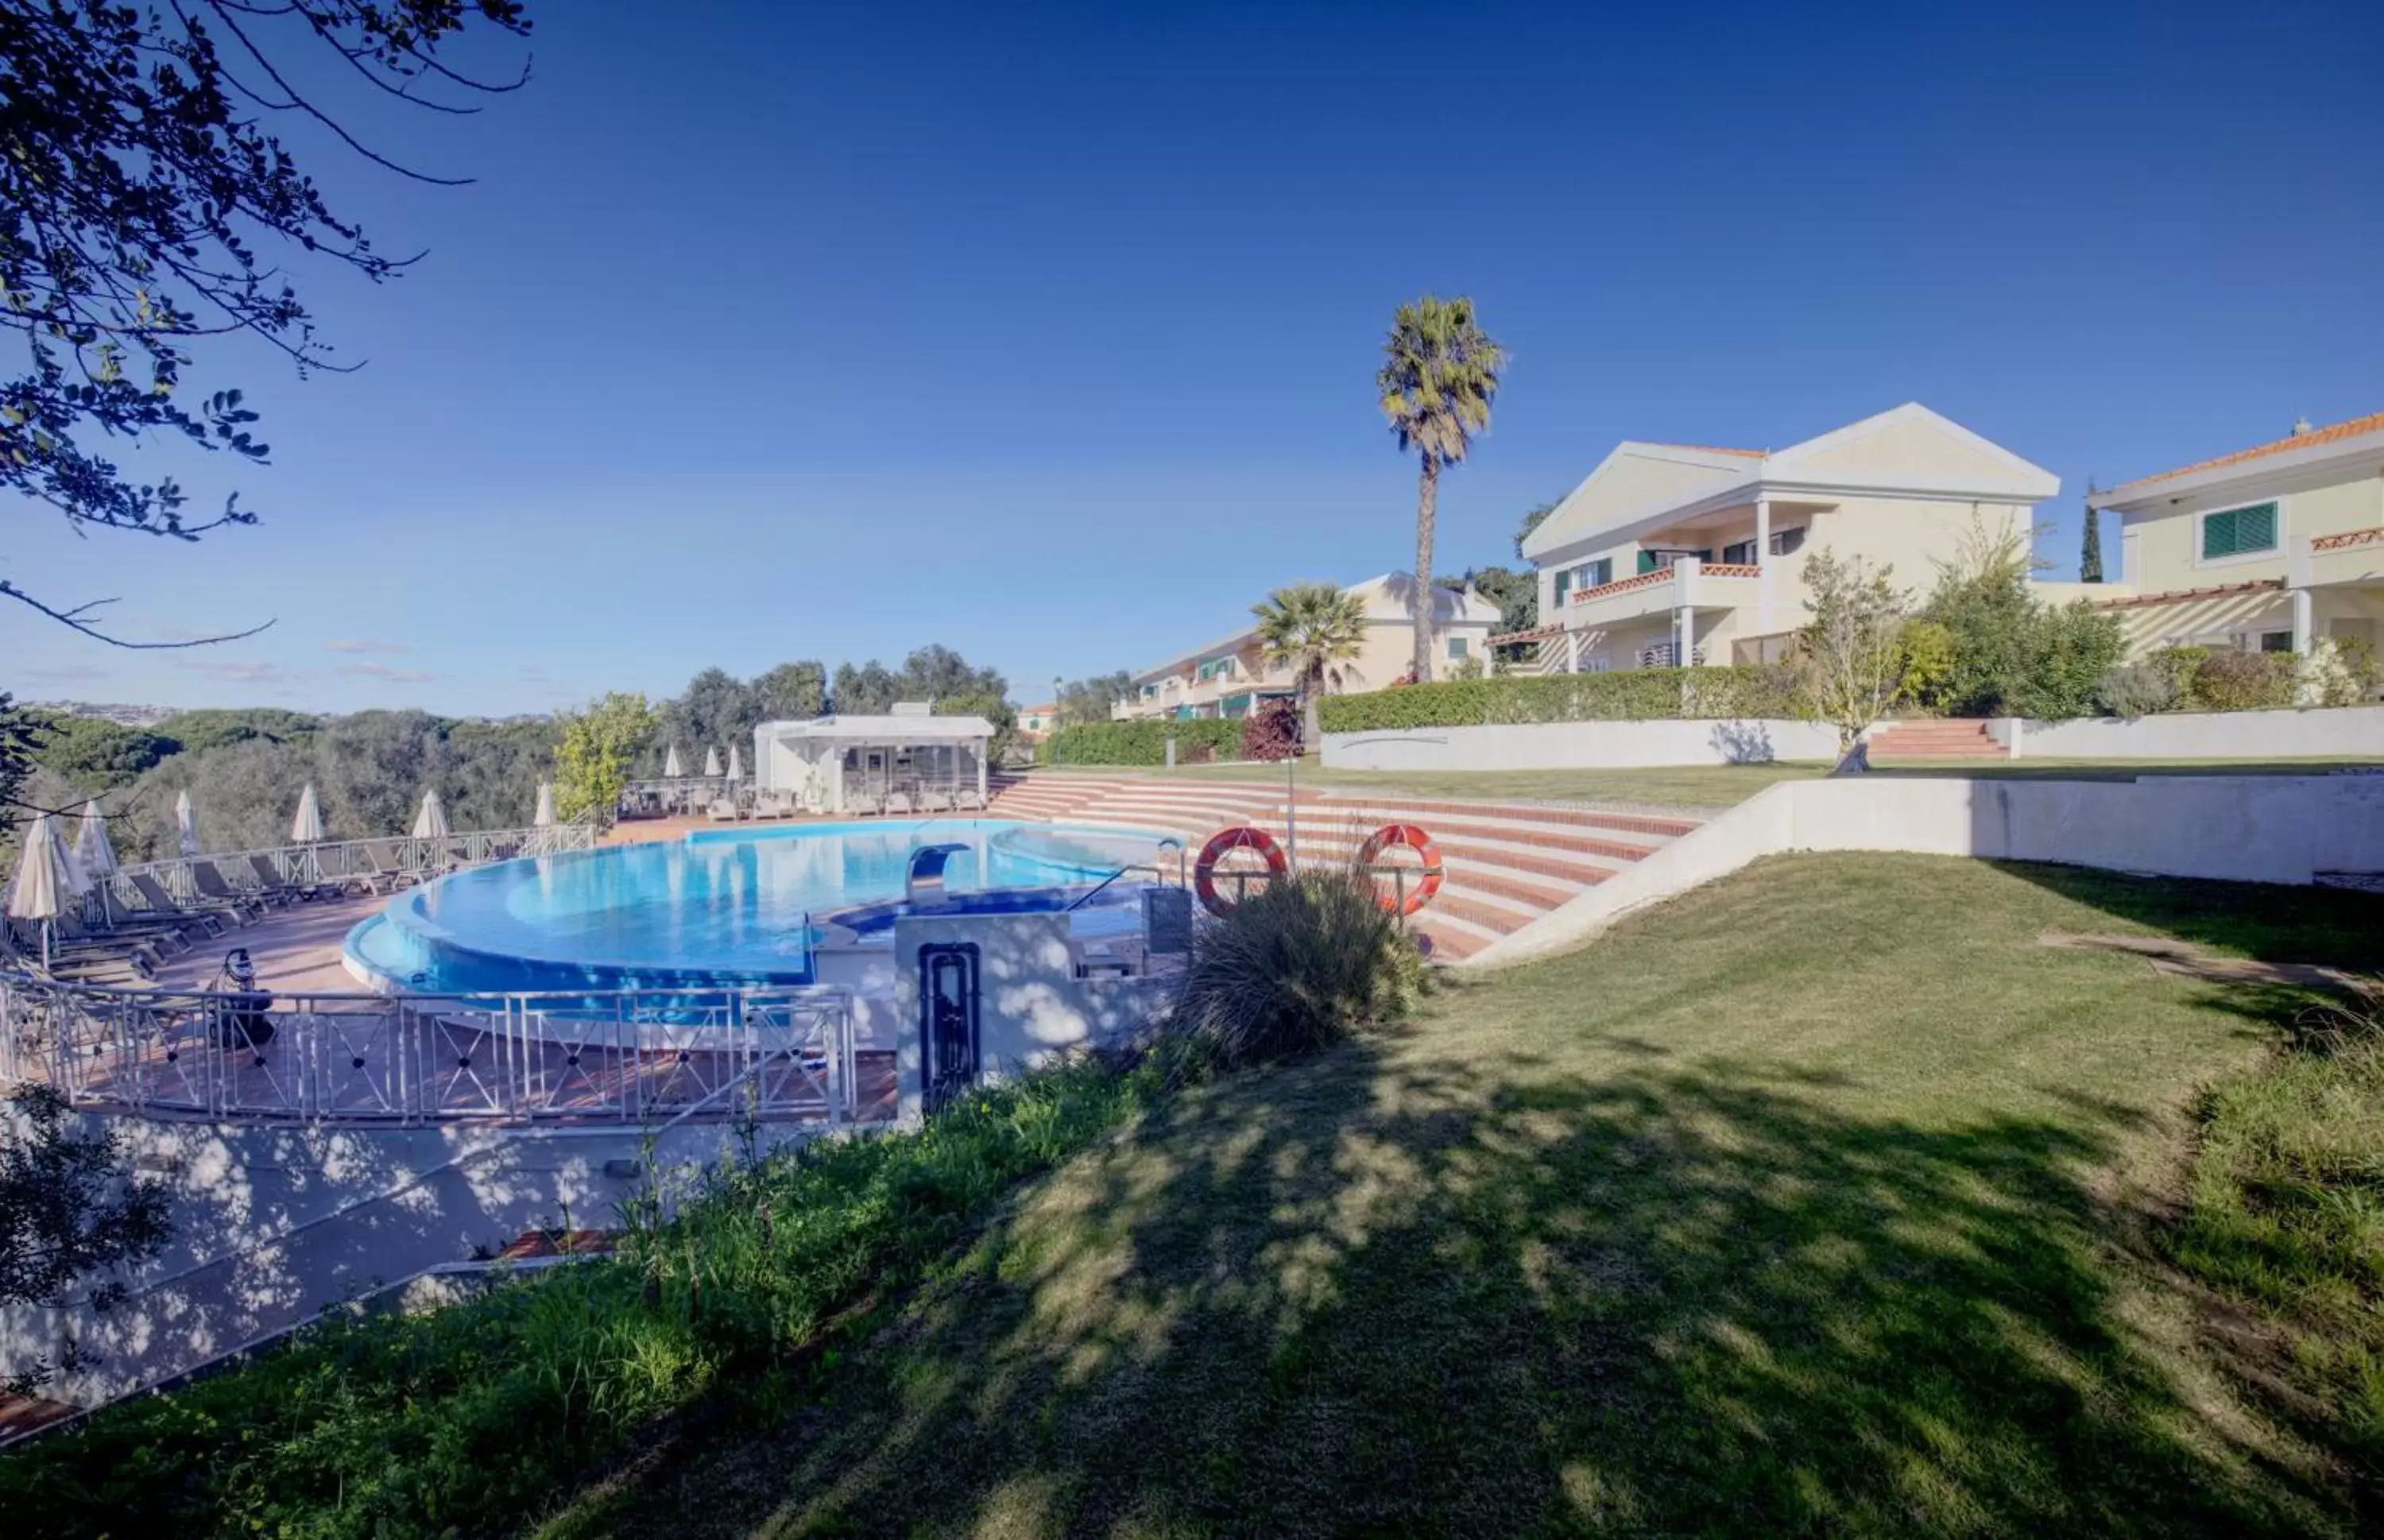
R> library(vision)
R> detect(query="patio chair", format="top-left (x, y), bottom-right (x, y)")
top-left (919, 785), bottom-right (954, 814)
top-left (884, 790), bottom-right (913, 817)
top-left (707, 797), bottom-right (741, 822)
top-left (352, 841), bottom-right (426, 894)
top-left (846, 788), bottom-right (884, 817)
top-left (195, 859), bottom-right (287, 911)
top-left (957, 787), bottom-right (986, 811)
top-left (127, 871), bottom-right (248, 931)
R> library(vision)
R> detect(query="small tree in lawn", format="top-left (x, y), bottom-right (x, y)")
top-left (552, 692), bottom-right (657, 826)
top-left (3, 1085), bottom-right (172, 1394)
top-left (1252, 582), bottom-right (1369, 749)
top-left (1801, 550), bottom-right (1910, 760)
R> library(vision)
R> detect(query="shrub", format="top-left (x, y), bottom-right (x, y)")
top-left (2094, 662), bottom-right (2179, 720)
top-left (1240, 698), bottom-right (1301, 761)
top-left (1175, 869), bottom-right (1425, 1067)
top-left (2146, 645), bottom-right (2211, 707)
top-left (1894, 619), bottom-right (1955, 708)
top-left (1315, 665), bottom-right (1805, 733)
top-left (2298, 636), bottom-right (2381, 709)
top-left (1045, 718), bottom-right (1244, 765)
top-left (2191, 649), bottom-right (2298, 712)
top-left (2010, 600), bottom-right (2128, 721)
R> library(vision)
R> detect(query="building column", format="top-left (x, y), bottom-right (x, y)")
top-left (2293, 587), bottom-right (2315, 655)
top-left (976, 741), bottom-right (989, 803)
top-left (1567, 628), bottom-right (1585, 674)
top-left (1677, 605), bottom-right (1697, 666)
top-left (1755, 499), bottom-right (1774, 633)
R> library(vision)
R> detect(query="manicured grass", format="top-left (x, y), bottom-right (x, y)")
top-left (1030, 755), bottom-right (2378, 811)
top-left (544, 855), bottom-right (2384, 1538)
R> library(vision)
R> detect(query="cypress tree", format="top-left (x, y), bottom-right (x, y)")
top-left (2079, 481), bottom-right (2104, 582)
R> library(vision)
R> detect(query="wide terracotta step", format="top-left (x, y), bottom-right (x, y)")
top-left (1867, 720), bottom-right (2007, 759)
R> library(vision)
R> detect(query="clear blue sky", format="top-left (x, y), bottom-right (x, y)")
top-left (10, 0), bottom-right (2382, 717)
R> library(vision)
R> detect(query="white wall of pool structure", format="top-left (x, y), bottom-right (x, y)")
top-left (1997, 704), bottom-right (2384, 759)
top-left (1321, 718), bottom-right (1840, 772)
top-left (1465, 771), bottom-right (2384, 969)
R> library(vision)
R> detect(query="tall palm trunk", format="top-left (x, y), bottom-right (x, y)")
top-left (1412, 452), bottom-right (1439, 682)
top-left (1302, 658), bottom-right (1323, 750)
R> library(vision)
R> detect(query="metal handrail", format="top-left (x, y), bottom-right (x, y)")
top-left (1066, 837), bottom-right (1188, 911)
top-left (0, 969), bottom-right (867, 1128)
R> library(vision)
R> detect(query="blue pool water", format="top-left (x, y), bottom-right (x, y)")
top-left (344, 819), bottom-right (1175, 994)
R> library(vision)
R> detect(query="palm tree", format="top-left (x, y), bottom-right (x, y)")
top-left (1377, 295), bottom-right (1505, 682)
top-left (1252, 582), bottom-right (1369, 749)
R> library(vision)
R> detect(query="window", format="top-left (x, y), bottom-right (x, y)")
top-left (1553, 558), bottom-right (1612, 605)
top-left (1446, 636), bottom-right (1469, 660)
top-left (1139, 683), bottom-right (1155, 698)
top-left (1720, 539), bottom-right (1756, 566)
top-left (1637, 548), bottom-right (1709, 575)
top-left (2255, 630), bottom-right (2293, 654)
top-left (1768, 526), bottom-right (1806, 557)
top-left (1195, 656), bottom-right (1237, 682)
top-left (2200, 501), bottom-right (2279, 561)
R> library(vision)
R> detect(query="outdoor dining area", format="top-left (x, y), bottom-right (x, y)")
top-left (4, 780), bottom-right (590, 985)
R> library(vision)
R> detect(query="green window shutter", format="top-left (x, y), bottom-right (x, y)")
top-left (2236, 502), bottom-right (2277, 552)
top-left (1637, 550), bottom-right (1658, 575)
top-left (2202, 509), bottom-right (2236, 559)
top-left (1554, 568), bottom-right (1573, 604)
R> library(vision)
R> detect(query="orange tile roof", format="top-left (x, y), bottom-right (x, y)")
top-left (2112, 410), bottom-right (2384, 494)
top-left (2092, 577), bottom-right (2283, 612)
top-left (1644, 443), bottom-right (1767, 459)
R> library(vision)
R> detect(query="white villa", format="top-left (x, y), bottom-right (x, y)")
top-left (2086, 410), bottom-right (2384, 660)
top-left (1501, 404), bottom-right (2060, 671)
top-left (1113, 572), bottom-right (1501, 721)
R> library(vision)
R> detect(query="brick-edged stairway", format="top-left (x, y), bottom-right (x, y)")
top-left (986, 771), bottom-right (1703, 962)
top-left (1865, 719), bottom-right (2007, 760)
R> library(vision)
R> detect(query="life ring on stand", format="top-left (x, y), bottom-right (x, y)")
top-left (1193, 825), bottom-right (1289, 917)
top-left (1356, 823), bottom-right (1444, 916)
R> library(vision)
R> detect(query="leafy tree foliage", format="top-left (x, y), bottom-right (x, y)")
top-left (2079, 495), bottom-right (2104, 584)
top-left (1918, 524), bottom-right (2124, 720)
top-left (0, 0), bottom-right (532, 644)
top-left (753, 660), bottom-right (828, 722)
top-left (2, 1084), bottom-right (172, 1395)
top-left (1240, 696), bottom-right (1302, 762)
top-left (145, 708), bottom-right (319, 756)
top-left (1514, 500), bottom-right (1558, 559)
top-left (830, 660), bottom-right (903, 716)
top-left (1454, 564), bottom-right (1537, 639)
top-left (1054, 672), bottom-right (1135, 728)
top-left (657, 667), bottom-right (760, 768)
top-left (1799, 550), bottom-right (1911, 751)
top-left (931, 691), bottom-right (1018, 764)
top-left (25, 711), bottom-right (177, 793)
top-left (1377, 295), bottom-right (1504, 683)
top-left (553, 692), bottom-right (656, 826)
top-left (1252, 581), bottom-right (1368, 748)
top-left (832, 646), bottom-right (1007, 715)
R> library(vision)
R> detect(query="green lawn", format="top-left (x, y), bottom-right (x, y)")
top-left (1029, 756), bottom-right (2380, 811)
top-left (547, 854), bottom-right (2384, 1538)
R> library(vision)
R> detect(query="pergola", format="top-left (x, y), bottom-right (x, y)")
top-left (750, 706), bottom-right (994, 813)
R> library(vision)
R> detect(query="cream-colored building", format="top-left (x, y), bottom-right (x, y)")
top-left (1506, 404), bottom-right (2059, 671)
top-left (2084, 411), bottom-right (2384, 659)
top-left (1113, 573), bottom-right (1500, 721)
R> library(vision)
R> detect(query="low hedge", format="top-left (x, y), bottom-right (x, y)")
top-left (1316, 666), bottom-right (1806, 733)
top-left (1046, 718), bottom-right (1246, 765)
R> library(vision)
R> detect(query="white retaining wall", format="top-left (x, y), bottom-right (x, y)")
top-left (1468, 772), bottom-right (2384, 969)
top-left (1321, 717), bottom-right (1840, 772)
top-left (2011, 705), bottom-right (2384, 760)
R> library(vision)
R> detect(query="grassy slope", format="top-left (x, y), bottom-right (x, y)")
top-left (548, 855), bottom-right (2384, 1539)
top-left (1029, 757), bottom-right (2382, 809)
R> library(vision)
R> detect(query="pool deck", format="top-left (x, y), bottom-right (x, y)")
top-left (153, 892), bottom-right (385, 995)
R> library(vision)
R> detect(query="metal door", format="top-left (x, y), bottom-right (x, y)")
top-left (918, 942), bottom-right (979, 1112)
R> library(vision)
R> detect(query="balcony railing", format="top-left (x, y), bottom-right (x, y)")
top-left (2309, 527), bottom-right (2384, 553)
top-left (1569, 559), bottom-right (1763, 607)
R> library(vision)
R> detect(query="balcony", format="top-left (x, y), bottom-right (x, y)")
top-left (1567, 558), bottom-right (1763, 627)
top-left (2305, 527), bottom-right (2384, 590)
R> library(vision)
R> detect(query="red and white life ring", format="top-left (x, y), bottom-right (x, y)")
top-left (1355, 822), bottom-right (1444, 916)
top-left (1192, 825), bottom-right (1289, 917)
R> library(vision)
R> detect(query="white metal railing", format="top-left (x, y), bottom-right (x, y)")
top-left (0, 972), bottom-right (869, 1127)
top-left (92, 825), bottom-right (598, 921)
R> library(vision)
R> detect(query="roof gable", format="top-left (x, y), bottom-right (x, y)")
top-left (1763, 404), bottom-right (2057, 497)
top-left (2096, 409), bottom-right (2384, 507)
top-left (1521, 446), bottom-right (1756, 560)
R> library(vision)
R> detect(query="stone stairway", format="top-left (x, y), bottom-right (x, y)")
top-left (986, 771), bottom-right (1702, 961)
top-left (1866, 719), bottom-right (2007, 760)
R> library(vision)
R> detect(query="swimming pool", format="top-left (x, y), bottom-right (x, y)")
top-left (343, 819), bottom-right (1178, 995)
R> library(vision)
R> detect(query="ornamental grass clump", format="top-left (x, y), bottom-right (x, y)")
top-left (1175, 868), bottom-right (1426, 1067)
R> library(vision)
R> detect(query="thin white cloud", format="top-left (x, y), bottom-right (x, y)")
top-left (325, 638), bottom-right (410, 655)
top-left (338, 662), bottom-right (437, 684)
top-left (173, 659), bottom-right (302, 686)
top-left (17, 663), bottom-right (112, 685)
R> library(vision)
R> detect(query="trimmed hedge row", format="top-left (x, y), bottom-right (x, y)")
top-left (1046, 718), bottom-right (1246, 765)
top-left (1316, 666), bottom-right (1806, 733)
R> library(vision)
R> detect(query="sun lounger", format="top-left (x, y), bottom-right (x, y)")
top-left (195, 859), bottom-right (286, 911)
top-left (63, 907), bottom-right (192, 957)
top-left (128, 872), bottom-right (249, 930)
top-left (245, 853), bottom-right (331, 903)
top-left (707, 798), bottom-right (741, 822)
top-left (3, 918), bottom-right (160, 980)
top-left (958, 787), bottom-right (985, 811)
top-left (846, 789), bottom-right (884, 817)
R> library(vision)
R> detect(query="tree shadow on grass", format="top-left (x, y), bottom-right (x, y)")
top-left (1984, 859), bottom-right (2384, 972)
top-left (558, 1015), bottom-right (2352, 1538)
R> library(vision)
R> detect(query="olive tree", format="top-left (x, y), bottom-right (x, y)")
top-left (1800, 550), bottom-right (1910, 757)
